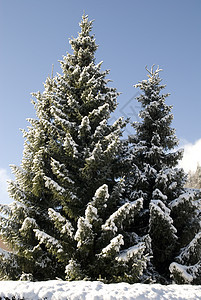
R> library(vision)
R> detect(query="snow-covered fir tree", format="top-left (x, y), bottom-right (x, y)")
top-left (0, 15), bottom-right (149, 283)
top-left (124, 66), bottom-right (201, 284)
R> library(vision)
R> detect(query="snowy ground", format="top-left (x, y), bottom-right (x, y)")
top-left (0, 281), bottom-right (200, 300)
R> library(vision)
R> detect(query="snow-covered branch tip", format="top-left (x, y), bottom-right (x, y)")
top-left (145, 65), bottom-right (163, 77)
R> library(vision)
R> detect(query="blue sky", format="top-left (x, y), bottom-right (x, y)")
top-left (0, 0), bottom-right (201, 204)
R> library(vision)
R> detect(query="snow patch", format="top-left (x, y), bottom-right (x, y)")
top-left (169, 262), bottom-right (194, 283)
top-left (100, 234), bottom-right (124, 257)
top-left (0, 281), bottom-right (200, 299)
top-left (117, 242), bottom-right (145, 262)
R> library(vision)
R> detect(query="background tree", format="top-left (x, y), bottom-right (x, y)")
top-left (0, 15), bottom-right (148, 283)
top-left (124, 66), bottom-right (201, 284)
top-left (185, 164), bottom-right (201, 189)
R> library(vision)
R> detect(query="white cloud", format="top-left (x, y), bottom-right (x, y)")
top-left (0, 168), bottom-right (12, 204)
top-left (178, 138), bottom-right (201, 173)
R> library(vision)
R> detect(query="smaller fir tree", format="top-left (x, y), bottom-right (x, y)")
top-left (124, 66), bottom-right (201, 284)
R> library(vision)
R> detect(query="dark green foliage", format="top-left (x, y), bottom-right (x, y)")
top-left (0, 15), bottom-right (147, 283)
top-left (124, 66), bottom-right (201, 284)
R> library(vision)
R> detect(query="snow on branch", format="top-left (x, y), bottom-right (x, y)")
top-left (85, 204), bottom-right (98, 224)
top-left (152, 188), bottom-right (167, 202)
top-left (79, 116), bottom-right (91, 137)
top-left (86, 142), bottom-right (103, 163)
top-left (34, 229), bottom-right (63, 255)
top-left (150, 200), bottom-right (177, 239)
top-left (169, 262), bottom-right (194, 284)
top-left (99, 234), bottom-right (124, 258)
top-left (89, 103), bottom-right (110, 120)
top-left (7, 181), bottom-right (27, 202)
top-left (44, 176), bottom-right (66, 195)
top-left (169, 191), bottom-right (196, 209)
top-left (116, 242), bottom-right (146, 262)
top-left (93, 119), bottom-right (108, 139)
top-left (92, 184), bottom-right (109, 208)
top-left (169, 260), bottom-right (201, 284)
top-left (102, 198), bottom-right (143, 235)
top-left (19, 217), bottom-right (38, 233)
top-left (65, 259), bottom-right (83, 281)
top-left (176, 232), bottom-right (201, 264)
top-left (50, 158), bottom-right (74, 185)
top-left (74, 217), bottom-right (94, 248)
top-left (54, 113), bottom-right (76, 130)
top-left (111, 117), bottom-right (125, 131)
top-left (9, 200), bottom-right (31, 217)
top-left (48, 208), bottom-right (74, 238)
top-left (104, 137), bottom-right (120, 157)
top-left (63, 133), bottom-right (78, 158)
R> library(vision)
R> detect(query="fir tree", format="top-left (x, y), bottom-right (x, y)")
top-left (185, 164), bottom-right (201, 189)
top-left (0, 15), bottom-right (148, 282)
top-left (125, 66), bottom-right (201, 284)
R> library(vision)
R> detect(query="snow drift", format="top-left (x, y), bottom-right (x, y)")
top-left (0, 281), bottom-right (200, 300)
